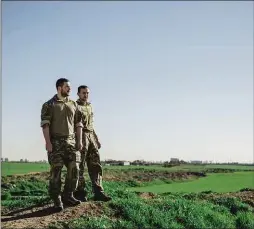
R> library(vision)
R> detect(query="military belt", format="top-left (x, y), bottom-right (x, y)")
top-left (51, 134), bottom-right (75, 140)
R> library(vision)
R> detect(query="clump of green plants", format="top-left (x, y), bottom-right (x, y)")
top-left (212, 197), bottom-right (252, 214)
top-left (1, 178), bottom-right (50, 210)
top-left (236, 212), bottom-right (254, 229)
top-left (108, 195), bottom-right (235, 229)
top-left (1, 191), bottom-right (12, 200)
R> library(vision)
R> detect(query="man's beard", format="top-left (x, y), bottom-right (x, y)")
top-left (61, 90), bottom-right (69, 97)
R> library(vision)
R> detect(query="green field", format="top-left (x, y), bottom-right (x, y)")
top-left (1, 162), bottom-right (254, 229)
top-left (1, 162), bottom-right (50, 176)
top-left (104, 164), bottom-right (254, 171)
top-left (1, 162), bottom-right (254, 176)
top-left (131, 171), bottom-right (254, 193)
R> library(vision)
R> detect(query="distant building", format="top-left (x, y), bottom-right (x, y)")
top-left (105, 160), bottom-right (131, 166)
top-left (121, 161), bottom-right (130, 166)
top-left (170, 158), bottom-right (179, 163)
top-left (191, 160), bottom-right (202, 164)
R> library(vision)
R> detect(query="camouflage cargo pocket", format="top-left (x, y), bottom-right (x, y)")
top-left (48, 152), bottom-right (64, 167)
top-left (68, 151), bottom-right (81, 163)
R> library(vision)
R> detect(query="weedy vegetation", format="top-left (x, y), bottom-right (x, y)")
top-left (1, 162), bottom-right (254, 229)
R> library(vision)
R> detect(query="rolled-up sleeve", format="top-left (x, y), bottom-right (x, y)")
top-left (75, 106), bottom-right (84, 128)
top-left (40, 102), bottom-right (51, 127)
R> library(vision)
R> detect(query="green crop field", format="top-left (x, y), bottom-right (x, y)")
top-left (2, 162), bottom-right (254, 176)
top-left (1, 162), bottom-right (254, 229)
top-left (131, 171), bottom-right (254, 193)
top-left (1, 162), bottom-right (50, 176)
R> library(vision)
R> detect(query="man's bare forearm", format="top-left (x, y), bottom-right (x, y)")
top-left (42, 125), bottom-right (51, 143)
top-left (76, 126), bottom-right (82, 143)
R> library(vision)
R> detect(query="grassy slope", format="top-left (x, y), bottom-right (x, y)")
top-left (2, 178), bottom-right (254, 229)
top-left (1, 163), bottom-right (254, 229)
top-left (131, 171), bottom-right (254, 193)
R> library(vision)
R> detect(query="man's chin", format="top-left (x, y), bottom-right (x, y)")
top-left (62, 93), bottom-right (70, 97)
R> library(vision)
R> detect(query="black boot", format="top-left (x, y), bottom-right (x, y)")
top-left (94, 192), bottom-right (112, 202)
top-left (74, 189), bottom-right (88, 202)
top-left (53, 196), bottom-right (64, 212)
top-left (62, 192), bottom-right (81, 206)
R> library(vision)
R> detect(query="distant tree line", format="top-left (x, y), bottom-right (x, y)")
top-left (1, 157), bottom-right (253, 166)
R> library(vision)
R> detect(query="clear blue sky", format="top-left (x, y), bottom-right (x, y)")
top-left (2, 1), bottom-right (253, 163)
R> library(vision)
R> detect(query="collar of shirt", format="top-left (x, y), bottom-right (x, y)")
top-left (53, 94), bottom-right (70, 103)
top-left (77, 99), bottom-right (90, 106)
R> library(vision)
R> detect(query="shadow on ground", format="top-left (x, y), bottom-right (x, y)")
top-left (1, 205), bottom-right (57, 222)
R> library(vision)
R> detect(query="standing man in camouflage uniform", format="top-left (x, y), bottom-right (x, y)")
top-left (40, 78), bottom-right (84, 211)
top-left (74, 85), bottom-right (111, 202)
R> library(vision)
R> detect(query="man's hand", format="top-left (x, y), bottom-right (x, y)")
top-left (97, 141), bottom-right (101, 149)
top-left (46, 141), bottom-right (53, 153)
top-left (77, 141), bottom-right (83, 151)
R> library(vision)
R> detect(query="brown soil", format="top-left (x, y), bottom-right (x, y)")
top-left (138, 192), bottom-right (157, 199)
top-left (1, 201), bottom-right (104, 229)
top-left (206, 190), bottom-right (254, 207)
top-left (102, 170), bottom-right (205, 182)
top-left (2, 170), bottom-right (205, 184)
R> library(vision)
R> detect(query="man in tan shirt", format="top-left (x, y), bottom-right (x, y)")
top-left (74, 85), bottom-right (111, 202)
top-left (40, 78), bottom-right (83, 211)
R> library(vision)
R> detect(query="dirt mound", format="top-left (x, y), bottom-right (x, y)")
top-left (233, 191), bottom-right (254, 207)
top-left (1, 201), bottom-right (104, 229)
top-left (138, 192), bottom-right (157, 199)
top-left (2, 172), bottom-right (50, 184)
top-left (3, 169), bottom-right (206, 184)
top-left (207, 191), bottom-right (254, 207)
top-left (103, 171), bottom-right (205, 182)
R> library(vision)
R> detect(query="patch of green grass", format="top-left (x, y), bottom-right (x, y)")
top-left (212, 197), bottom-right (252, 214)
top-left (131, 172), bottom-right (254, 193)
top-left (1, 162), bottom-right (50, 176)
top-left (1, 178), bottom-right (50, 210)
top-left (236, 212), bottom-right (254, 229)
top-left (109, 196), bottom-right (235, 229)
top-left (2, 162), bottom-right (253, 177)
top-left (48, 216), bottom-right (136, 229)
top-left (10, 178), bottom-right (48, 196)
top-left (2, 196), bottom-right (51, 210)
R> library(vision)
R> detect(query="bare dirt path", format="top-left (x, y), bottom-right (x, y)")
top-left (1, 201), bottom-right (104, 229)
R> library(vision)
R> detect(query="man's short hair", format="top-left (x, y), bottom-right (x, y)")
top-left (56, 78), bottom-right (69, 89)
top-left (78, 85), bottom-right (89, 93)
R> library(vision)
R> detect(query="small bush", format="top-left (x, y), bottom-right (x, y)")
top-left (68, 216), bottom-right (113, 229)
top-left (236, 212), bottom-right (254, 229)
top-left (126, 180), bottom-right (140, 187)
top-left (213, 197), bottom-right (251, 214)
top-left (1, 191), bottom-right (11, 200)
top-left (239, 188), bottom-right (254, 192)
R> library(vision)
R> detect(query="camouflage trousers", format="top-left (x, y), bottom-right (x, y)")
top-left (77, 131), bottom-right (104, 194)
top-left (47, 135), bottom-right (81, 199)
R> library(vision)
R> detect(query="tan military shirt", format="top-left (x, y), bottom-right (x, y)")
top-left (40, 95), bottom-right (83, 137)
top-left (76, 99), bottom-right (94, 132)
